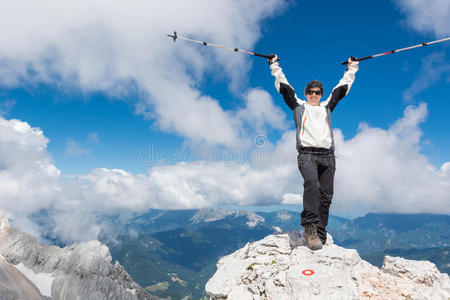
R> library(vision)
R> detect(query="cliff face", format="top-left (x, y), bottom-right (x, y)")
top-left (0, 212), bottom-right (161, 300)
top-left (205, 232), bottom-right (450, 300)
top-left (0, 254), bottom-right (46, 300)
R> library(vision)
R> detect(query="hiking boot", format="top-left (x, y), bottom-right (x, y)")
top-left (304, 223), bottom-right (323, 250)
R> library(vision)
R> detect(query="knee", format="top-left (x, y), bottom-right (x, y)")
top-left (320, 184), bottom-right (334, 197)
top-left (304, 178), bottom-right (320, 191)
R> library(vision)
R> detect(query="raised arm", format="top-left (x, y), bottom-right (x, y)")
top-left (322, 58), bottom-right (359, 112)
top-left (269, 55), bottom-right (304, 110)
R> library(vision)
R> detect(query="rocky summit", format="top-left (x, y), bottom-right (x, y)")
top-left (205, 232), bottom-right (450, 300)
top-left (0, 212), bottom-right (161, 300)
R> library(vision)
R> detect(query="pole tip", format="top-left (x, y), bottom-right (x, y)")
top-left (167, 31), bottom-right (177, 42)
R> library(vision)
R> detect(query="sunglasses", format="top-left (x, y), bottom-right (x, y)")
top-left (306, 90), bottom-right (323, 95)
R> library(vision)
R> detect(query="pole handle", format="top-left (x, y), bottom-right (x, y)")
top-left (255, 53), bottom-right (280, 61)
top-left (341, 56), bottom-right (372, 65)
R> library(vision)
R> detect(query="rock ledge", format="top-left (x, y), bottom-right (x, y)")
top-left (205, 232), bottom-right (450, 300)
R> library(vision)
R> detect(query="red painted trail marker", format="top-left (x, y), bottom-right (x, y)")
top-left (301, 269), bottom-right (315, 276)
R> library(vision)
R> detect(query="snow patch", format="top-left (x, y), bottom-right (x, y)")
top-left (276, 211), bottom-right (292, 221)
top-left (246, 220), bottom-right (259, 228)
top-left (15, 263), bottom-right (54, 297)
top-left (126, 288), bottom-right (136, 295)
top-left (272, 226), bottom-right (282, 233)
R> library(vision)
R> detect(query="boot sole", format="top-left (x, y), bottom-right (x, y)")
top-left (306, 243), bottom-right (323, 250)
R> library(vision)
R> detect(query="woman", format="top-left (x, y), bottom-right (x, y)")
top-left (269, 55), bottom-right (359, 250)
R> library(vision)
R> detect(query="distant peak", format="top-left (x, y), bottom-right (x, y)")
top-left (0, 211), bottom-right (11, 233)
top-left (190, 208), bottom-right (264, 227)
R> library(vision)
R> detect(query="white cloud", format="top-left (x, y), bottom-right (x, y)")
top-left (0, 118), bottom-right (60, 214)
top-left (395, 0), bottom-right (450, 36)
top-left (65, 138), bottom-right (90, 157)
top-left (0, 0), bottom-right (287, 146)
top-left (87, 132), bottom-right (100, 144)
top-left (237, 88), bottom-right (288, 134)
top-left (440, 162), bottom-right (450, 175)
top-left (0, 99), bottom-right (15, 116)
top-left (282, 193), bottom-right (302, 205)
top-left (402, 52), bottom-right (450, 102)
top-left (333, 102), bottom-right (450, 215)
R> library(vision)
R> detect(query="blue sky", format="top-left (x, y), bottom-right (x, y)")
top-left (0, 0), bottom-right (449, 241)
top-left (2, 0), bottom-right (449, 174)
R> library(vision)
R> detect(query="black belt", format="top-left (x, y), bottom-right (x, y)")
top-left (299, 147), bottom-right (333, 154)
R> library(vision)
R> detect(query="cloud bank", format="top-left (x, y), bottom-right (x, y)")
top-left (1, 102), bottom-right (449, 242)
top-left (0, 0), bottom-right (287, 146)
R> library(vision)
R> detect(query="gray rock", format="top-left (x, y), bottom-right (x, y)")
top-left (0, 211), bottom-right (163, 300)
top-left (206, 231), bottom-right (450, 299)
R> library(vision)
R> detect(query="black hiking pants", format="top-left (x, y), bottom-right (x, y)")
top-left (298, 147), bottom-right (336, 244)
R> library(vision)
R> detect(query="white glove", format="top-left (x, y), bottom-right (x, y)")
top-left (268, 54), bottom-right (279, 65)
top-left (347, 57), bottom-right (359, 70)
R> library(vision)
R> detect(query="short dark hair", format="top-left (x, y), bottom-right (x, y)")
top-left (305, 80), bottom-right (324, 95)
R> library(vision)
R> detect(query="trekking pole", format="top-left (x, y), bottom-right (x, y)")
top-left (341, 37), bottom-right (450, 65)
top-left (167, 31), bottom-right (280, 62)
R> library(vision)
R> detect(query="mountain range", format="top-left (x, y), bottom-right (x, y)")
top-left (99, 208), bottom-right (450, 299)
top-left (1, 207), bottom-right (448, 299)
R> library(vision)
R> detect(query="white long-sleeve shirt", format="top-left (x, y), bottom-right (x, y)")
top-left (270, 62), bottom-right (358, 151)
